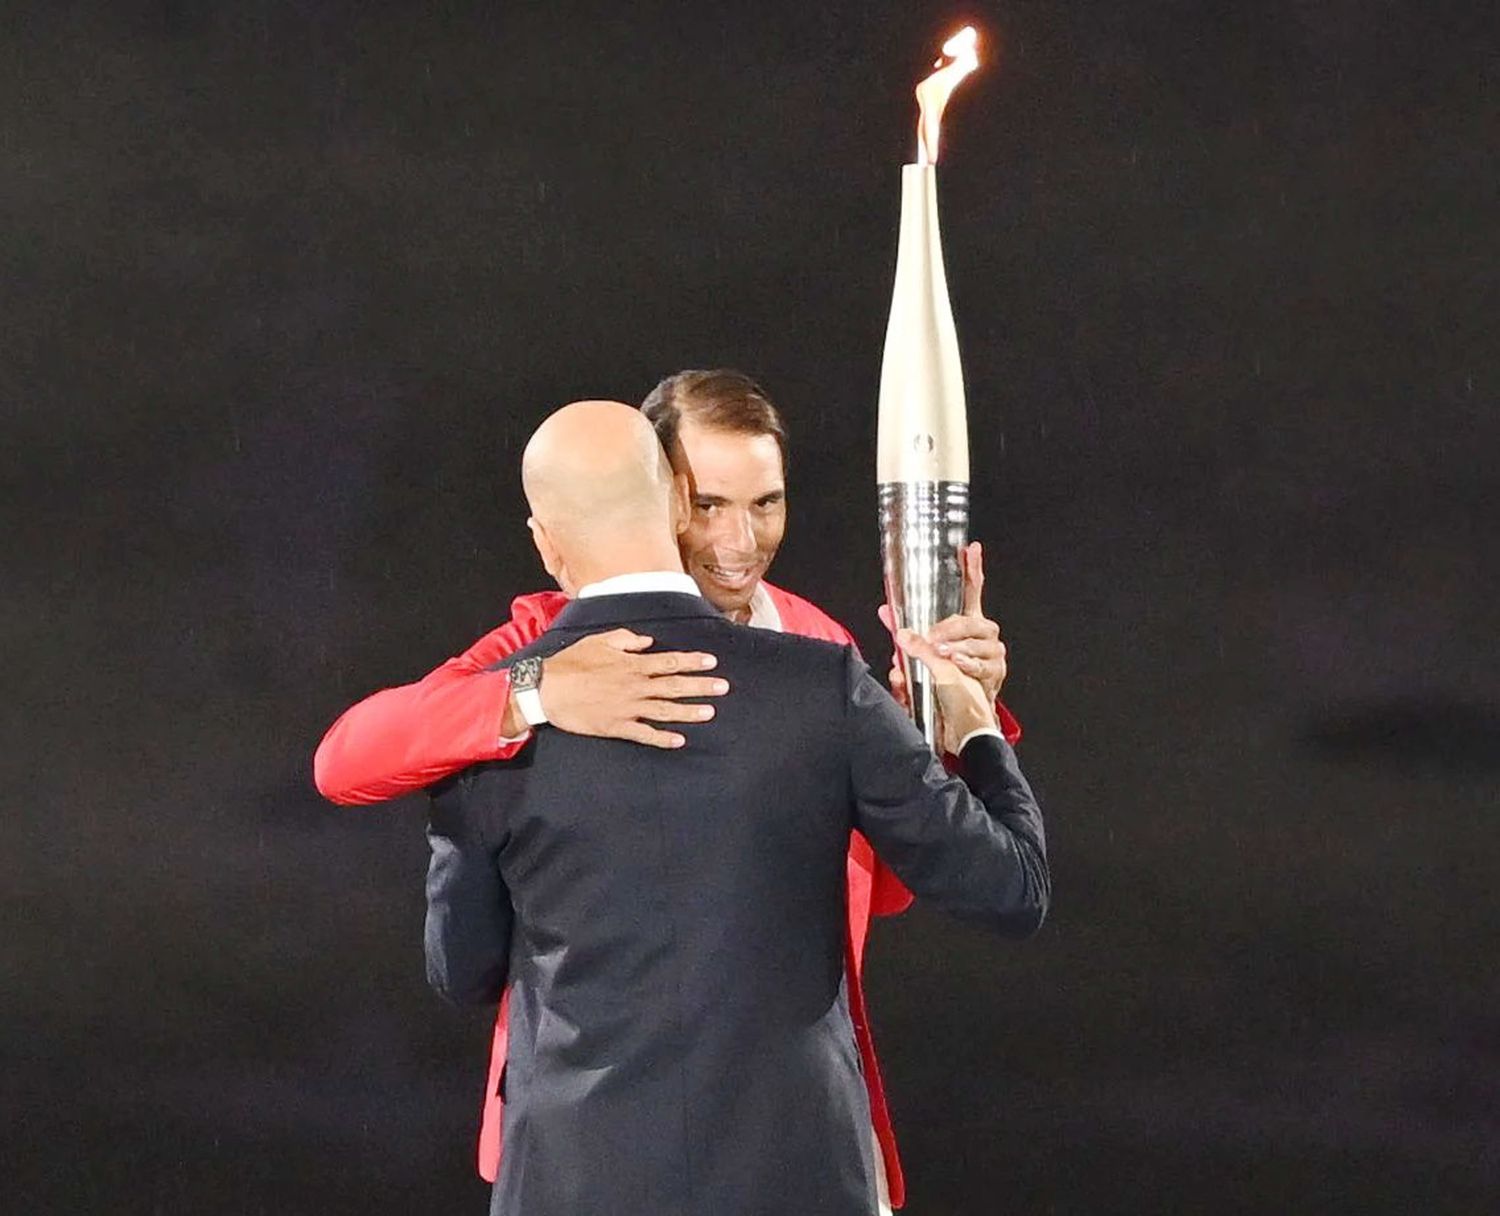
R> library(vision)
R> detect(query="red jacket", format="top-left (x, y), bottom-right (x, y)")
top-left (313, 582), bottom-right (1022, 1208)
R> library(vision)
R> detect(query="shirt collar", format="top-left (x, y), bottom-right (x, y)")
top-left (745, 582), bottom-right (783, 632)
top-left (577, 570), bottom-right (702, 600)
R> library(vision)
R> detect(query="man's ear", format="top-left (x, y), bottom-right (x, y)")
top-left (527, 517), bottom-right (568, 590)
top-left (670, 471), bottom-right (692, 537)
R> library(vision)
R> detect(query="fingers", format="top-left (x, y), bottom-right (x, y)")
top-left (887, 661), bottom-right (910, 711)
top-left (617, 697), bottom-right (720, 747)
top-left (643, 674), bottom-right (730, 700)
top-left (901, 626), bottom-right (997, 740)
top-left (638, 698), bottom-right (717, 724)
top-left (547, 635), bottom-right (726, 747)
top-left (881, 601), bottom-right (1000, 651)
top-left (600, 628), bottom-right (655, 652)
top-left (615, 722), bottom-right (688, 750)
top-left (959, 540), bottom-right (985, 616)
top-left (927, 612), bottom-right (1000, 645)
top-left (937, 637), bottom-right (1005, 665)
top-left (636, 649), bottom-right (719, 675)
top-left (895, 628), bottom-right (959, 682)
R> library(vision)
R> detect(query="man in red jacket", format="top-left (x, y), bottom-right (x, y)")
top-left (314, 369), bottom-right (1018, 1211)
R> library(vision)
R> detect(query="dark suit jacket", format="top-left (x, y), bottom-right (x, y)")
top-left (425, 590), bottom-right (1048, 1216)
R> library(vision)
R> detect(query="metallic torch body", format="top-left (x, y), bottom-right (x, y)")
top-left (877, 163), bottom-right (970, 749)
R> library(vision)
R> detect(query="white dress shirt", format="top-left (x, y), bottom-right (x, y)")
top-left (576, 570), bottom-right (703, 599)
top-left (744, 582), bottom-right (784, 631)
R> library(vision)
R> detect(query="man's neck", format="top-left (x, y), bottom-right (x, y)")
top-left (570, 547), bottom-right (686, 589)
top-left (723, 582), bottom-right (780, 629)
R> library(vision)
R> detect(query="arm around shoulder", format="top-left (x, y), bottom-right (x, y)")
top-left (312, 609), bottom-right (551, 805)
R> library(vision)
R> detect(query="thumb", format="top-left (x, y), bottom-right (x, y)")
top-left (959, 541), bottom-right (985, 617)
top-left (877, 603), bottom-right (897, 638)
top-left (601, 628), bottom-right (654, 652)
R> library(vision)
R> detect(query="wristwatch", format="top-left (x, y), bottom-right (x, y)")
top-left (510, 656), bottom-right (548, 728)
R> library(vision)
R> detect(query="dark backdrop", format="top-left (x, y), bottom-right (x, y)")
top-left (6, 2), bottom-right (1497, 1212)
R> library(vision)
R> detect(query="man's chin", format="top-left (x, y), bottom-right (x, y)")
top-left (696, 576), bottom-right (761, 619)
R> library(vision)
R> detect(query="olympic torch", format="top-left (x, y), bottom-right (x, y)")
top-left (878, 27), bottom-right (981, 749)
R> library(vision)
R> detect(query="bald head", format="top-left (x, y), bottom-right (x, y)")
top-left (521, 400), bottom-right (686, 591)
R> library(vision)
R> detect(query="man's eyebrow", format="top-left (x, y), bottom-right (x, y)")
top-left (693, 493), bottom-right (728, 505)
top-left (754, 490), bottom-right (786, 504)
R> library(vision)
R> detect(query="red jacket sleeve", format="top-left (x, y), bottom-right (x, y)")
top-left (312, 592), bottom-right (566, 806)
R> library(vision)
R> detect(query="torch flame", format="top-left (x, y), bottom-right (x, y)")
top-left (915, 26), bottom-right (980, 165)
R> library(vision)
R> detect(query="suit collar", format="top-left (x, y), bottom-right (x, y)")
top-left (549, 590), bottom-right (722, 632)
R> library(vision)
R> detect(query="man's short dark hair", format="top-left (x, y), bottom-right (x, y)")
top-left (640, 370), bottom-right (789, 472)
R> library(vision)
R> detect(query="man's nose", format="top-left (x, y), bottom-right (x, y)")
top-left (713, 508), bottom-right (756, 554)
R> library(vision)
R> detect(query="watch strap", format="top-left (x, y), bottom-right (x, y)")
top-left (515, 686), bottom-right (548, 728)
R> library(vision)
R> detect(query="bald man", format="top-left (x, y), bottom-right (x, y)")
top-left (424, 401), bottom-right (1047, 1216)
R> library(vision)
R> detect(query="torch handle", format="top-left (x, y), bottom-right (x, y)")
top-left (878, 480), bottom-right (970, 750)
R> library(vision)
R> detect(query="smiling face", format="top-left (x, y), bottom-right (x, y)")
top-left (673, 420), bottom-right (787, 623)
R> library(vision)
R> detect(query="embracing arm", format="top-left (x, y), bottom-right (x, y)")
top-left (313, 592), bottom-right (731, 806)
top-left (313, 598), bottom-right (558, 805)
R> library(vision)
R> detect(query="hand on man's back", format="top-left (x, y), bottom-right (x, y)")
top-left (538, 628), bottom-right (730, 749)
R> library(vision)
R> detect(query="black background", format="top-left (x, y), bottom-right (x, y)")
top-left (6, 2), bottom-right (1498, 1212)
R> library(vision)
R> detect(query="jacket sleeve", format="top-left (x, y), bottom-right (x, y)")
top-left (425, 773), bottom-right (513, 1006)
top-left (312, 596), bottom-right (557, 806)
top-left (775, 587), bottom-right (1023, 911)
top-left (844, 647), bottom-right (1049, 937)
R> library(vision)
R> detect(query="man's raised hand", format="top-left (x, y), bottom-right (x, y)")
top-left (894, 628), bottom-right (998, 757)
top-left (927, 541), bottom-right (1008, 703)
top-left (505, 629), bottom-right (729, 749)
top-left (877, 540), bottom-right (1007, 708)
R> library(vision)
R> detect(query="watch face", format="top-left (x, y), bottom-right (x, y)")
top-left (511, 656), bottom-right (543, 692)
